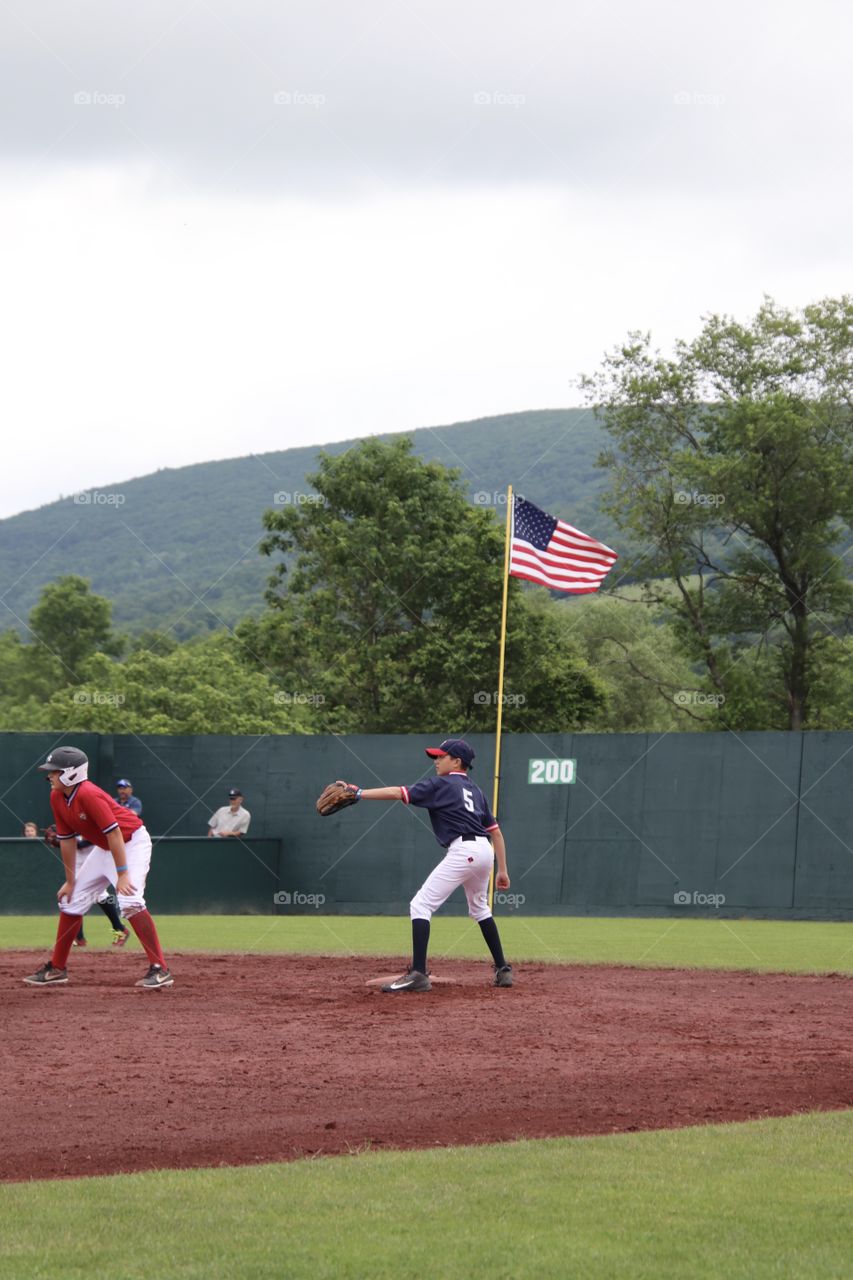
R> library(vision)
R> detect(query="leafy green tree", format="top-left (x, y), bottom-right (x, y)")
top-left (0, 630), bottom-right (58, 729)
top-left (42, 634), bottom-right (314, 734)
top-left (808, 636), bottom-right (853, 730)
top-left (26, 575), bottom-right (123, 685)
top-left (129, 630), bottom-right (179, 657)
top-left (554, 593), bottom-right (709, 731)
top-left (498, 591), bottom-right (607, 733)
top-left (581, 296), bottom-right (853, 729)
top-left (0, 577), bottom-right (123, 726)
top-left (0, 630), bottom-right (37, 702)
top-left (240, 437), bottom-right (605, 733)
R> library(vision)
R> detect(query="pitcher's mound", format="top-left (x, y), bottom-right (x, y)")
top-left (4, 951), bottom-right (853, 1183)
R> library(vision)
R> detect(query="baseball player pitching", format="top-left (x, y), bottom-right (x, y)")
top-left (318, 738), bottom-right (513, 992)
top-left (22, 746), bottom-right (173, 989)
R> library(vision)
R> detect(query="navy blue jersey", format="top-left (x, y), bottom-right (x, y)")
top-left (402, 771), bottom-right (499, 848)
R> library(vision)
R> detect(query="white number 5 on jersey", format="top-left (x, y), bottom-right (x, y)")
top-left (463, 788), bottom-right (475, 813)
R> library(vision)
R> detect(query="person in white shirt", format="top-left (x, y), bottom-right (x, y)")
top-left (207, 788), bottom-right (251, 838)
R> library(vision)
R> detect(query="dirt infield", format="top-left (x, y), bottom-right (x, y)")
top-left (3, 951), bottom-right (852, 1182)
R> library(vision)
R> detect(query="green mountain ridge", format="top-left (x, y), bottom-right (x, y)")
top-left (0, 409), bottom-right (621, 638)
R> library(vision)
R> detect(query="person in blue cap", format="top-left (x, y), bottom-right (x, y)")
top-left (115, 779), bottom-right (143, 816)
top-left (355, 738), bottom-right (513, 992)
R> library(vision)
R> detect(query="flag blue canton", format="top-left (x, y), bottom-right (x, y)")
top-left (513, 498), bottom-right (557, 550)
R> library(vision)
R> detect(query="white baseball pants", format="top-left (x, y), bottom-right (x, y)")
top-left (410, 836), bottom-right (495, 923)
top-left (60, 828), bottom-right (153, 917)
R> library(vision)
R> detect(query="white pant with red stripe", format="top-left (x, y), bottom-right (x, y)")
top-left (59, 828), bottom-right (153, 918)
top-left (410, 836), bottom-right (495, 923)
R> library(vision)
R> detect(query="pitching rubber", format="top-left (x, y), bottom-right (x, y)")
top-left (364, 972), bottom-right (460, 987)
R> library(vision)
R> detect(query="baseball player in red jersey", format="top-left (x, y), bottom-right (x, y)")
top-left (22, 746), bottom-right (173, 989)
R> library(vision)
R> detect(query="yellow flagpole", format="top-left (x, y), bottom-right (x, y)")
top-left (489, 483), bottom-right (513, 909)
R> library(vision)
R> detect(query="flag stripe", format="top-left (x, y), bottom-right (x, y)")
top-left (552, 534), bottom-right (614, 560)
top-left (555, 518), bottom-right (617, 551)
top-left (510, 555), bottom-right (612, 584)
top-left (510, 547), bottom-right (609, 580)
top-left (552, 531), bottom-right (616, 561)
top-left (510, 567), bottom-right (603, 593)
top-left (523, 544), bottom-right (614, 571)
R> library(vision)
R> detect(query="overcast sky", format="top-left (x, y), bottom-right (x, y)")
top-left (1, 0), bottom-right (851, 519)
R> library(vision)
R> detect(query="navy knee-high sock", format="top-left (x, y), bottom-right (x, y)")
top-left (98, 891), bottom-right (125, 933)
top-left (411, 918), bottom-right (430, 974)
top-left (478, 916), bottom-right (506, 968)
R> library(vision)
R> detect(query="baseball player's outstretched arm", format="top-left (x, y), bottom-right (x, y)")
top-left (358, 787), bottom-right (404, 802)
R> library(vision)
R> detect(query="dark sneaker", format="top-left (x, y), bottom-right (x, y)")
top-left (494, 964), bottom-right (514, 988)
top-left (23, 963), bottom-right (69, 986)
top-left (136, 964), bottom-right (174, 989)
top-left (381, 968), bottom-right (431, 993)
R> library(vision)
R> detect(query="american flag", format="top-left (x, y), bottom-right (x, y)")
top-left (510, 496), bottom-right (618, 594)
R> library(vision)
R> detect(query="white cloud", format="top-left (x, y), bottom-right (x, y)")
top-left (1, 0), bottom-right (851, 519)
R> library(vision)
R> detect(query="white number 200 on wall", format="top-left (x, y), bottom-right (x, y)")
top-left (527, 758), bottom-right (577, 785)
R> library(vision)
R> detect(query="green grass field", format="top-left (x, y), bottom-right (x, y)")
top-left (1, 1112), bottom-right (852, 1280)
top-left (4, 913), bottom-right (853, 974)
top-left (4, 915), bottom-right (852, 1278)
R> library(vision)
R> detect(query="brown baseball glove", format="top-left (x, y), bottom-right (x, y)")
top-left (43, 824), bottom-right (61, 848)
top-left (316, 780), bottom-right (361, 817)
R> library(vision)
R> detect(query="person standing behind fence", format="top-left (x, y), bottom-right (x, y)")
top-left (207, 788), bottom-right (251, 838)
top-left (116, 779), bottom-right (142, 816)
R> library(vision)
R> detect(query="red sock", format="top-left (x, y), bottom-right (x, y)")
top-left (127, 910), bottom-right (167, 969)
top-left (51, 914), bottom-right (83, 970)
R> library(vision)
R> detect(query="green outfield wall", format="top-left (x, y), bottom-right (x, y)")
top-left (1, 731), bottom-right (851, 918)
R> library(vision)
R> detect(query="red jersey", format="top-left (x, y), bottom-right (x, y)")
top-left (51, 779), bottom-right (144, 849)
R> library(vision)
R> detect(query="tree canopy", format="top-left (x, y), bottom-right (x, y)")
top-left (238, 437), bottom-right (606, 733)
top-left (0, 579), bottom-right (312, 735)
top-left (581, 296), bottom-right (853, 729)
top-left (43, 634), bottom-right (313, 735)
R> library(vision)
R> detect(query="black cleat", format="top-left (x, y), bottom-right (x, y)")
top-left (381, 968), bottom-right (431, 993)
top-left (23, 963), bottom-right (69, 986)
top-left (494, 964), bottom-right (514, 988)
top-left (136, 964), bottom-right (174, 989)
